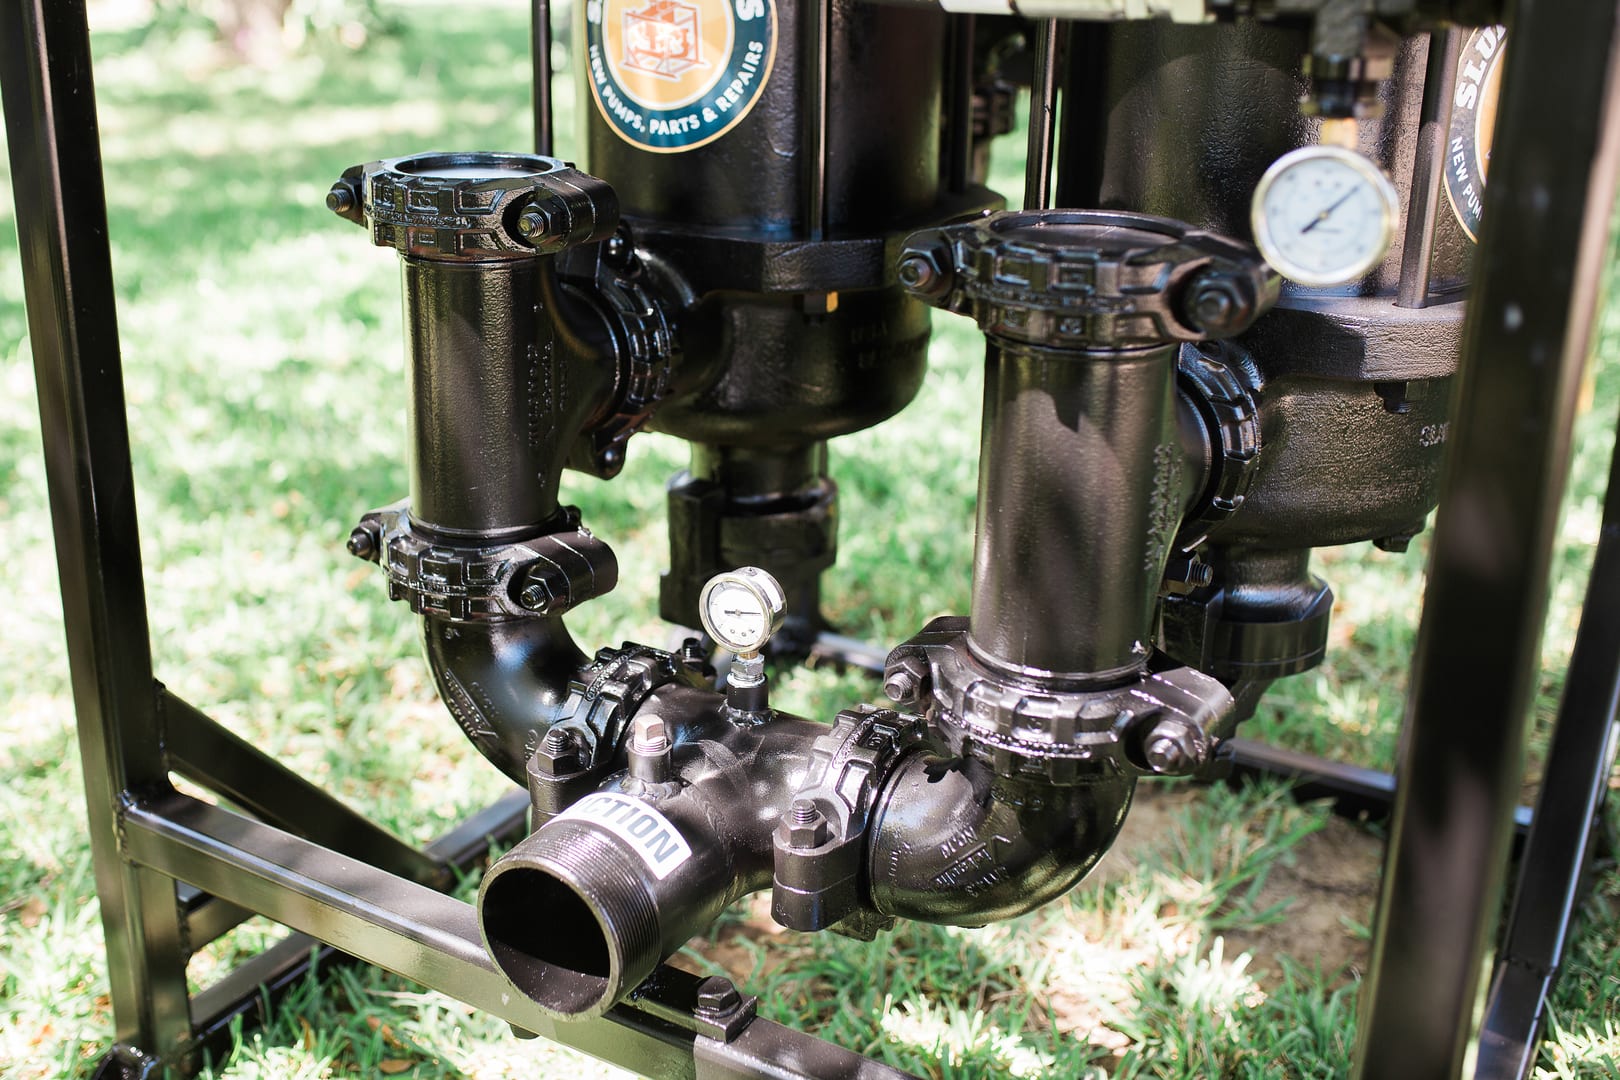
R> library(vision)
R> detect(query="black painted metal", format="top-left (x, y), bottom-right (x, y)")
top-left (1474, 410), bottom-right (1620, 1077)
top-left (1024, 20), bottom-right (1059, 211)
top-left (532, 0), bottom-right (553, 155)
top-left (120, 790), bottom-right (920, 1079)
top-left (16, 0), bottom-right (1620, 1076)
top-left (0, 0), bottom-right (194, 1068)
top-left (1353, 0), bottom-right (1620, 1075)
top-left (164, 691), bottom-right (445, 887)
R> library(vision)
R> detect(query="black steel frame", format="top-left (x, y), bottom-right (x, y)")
top-left (5, 0), bottom-right (1618, 1076)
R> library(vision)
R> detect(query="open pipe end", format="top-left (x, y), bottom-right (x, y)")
top-left (478, 826), bottom-right (661, 1020)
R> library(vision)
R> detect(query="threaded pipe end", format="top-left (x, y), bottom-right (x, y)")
top-left (478, 823), bottom-right (662, 1019)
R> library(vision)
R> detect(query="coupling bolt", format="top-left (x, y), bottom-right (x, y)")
top-left (787, 798), bottom-right (829, 849)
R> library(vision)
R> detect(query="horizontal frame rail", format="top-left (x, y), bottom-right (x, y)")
top-left (120, 790), bottom-right (917, 1080)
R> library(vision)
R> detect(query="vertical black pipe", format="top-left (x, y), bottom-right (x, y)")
top-left (0, 0), bottom-right (194, 1062)
top-left (943, 15), bottom-right (975, 195)
top-left (1053, 22), bottom-right (1109, 210)
top-left (532, 0), bottom-right (553, 156)
top-left (801, 0), bottom-right (831, 240)
top-left (401, 259), bottom-right (613, 539)
top-left (968, 342), bottom-right (1180, 681)
top-left (1352, 0), bottom-right (1620, 1075)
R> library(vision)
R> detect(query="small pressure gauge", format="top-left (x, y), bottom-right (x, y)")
top-left (698, 567), bottom-right (787, 658)
top-left (1251, 145), bottom-right (1401, 287)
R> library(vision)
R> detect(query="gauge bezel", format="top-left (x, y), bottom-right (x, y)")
top-left (698, 567), bottom-right (788, 656)
top-left (1250, 144), bottom-right (1401, 288)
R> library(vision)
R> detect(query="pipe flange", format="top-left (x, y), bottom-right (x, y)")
top-left (898, 210), bottom-right (1278, 349)
top-left (1175, 340), bottom-right (1263, 547)
top-left (771, 706), bottom-right (926, 933)
top-left (330, 152), bottom-right (618, 262)
top-left (350, 503), bottom-right (617, 622)
top-left (885, 617), bottom-right (1234, 783)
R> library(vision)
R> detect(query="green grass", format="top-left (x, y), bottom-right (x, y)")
top-left (2, 3), bottom-right (1618, 1077)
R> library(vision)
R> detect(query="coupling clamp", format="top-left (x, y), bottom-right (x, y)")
top-left (885, 617), bottom-right (1235, 783)
top-left (349, 503), bottom-right (617, 622)
top-left (328, 151), bottom-right (618, 261)
top-left (898, 209), bottom-right (1277, 349)
top-left (772, 706), bottom-right (927, 936)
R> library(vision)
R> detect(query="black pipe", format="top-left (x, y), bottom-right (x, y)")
top-left (477, 677), bottom-right (1146, 1017)
top-left (421, 617), bottom-right (587, 787)
top-left (480, 686), bottom-right (825, 1017)
top-left (969, 340), bottom-right (1183, 682)
top-left (402, 258), bottom-right (616, 540)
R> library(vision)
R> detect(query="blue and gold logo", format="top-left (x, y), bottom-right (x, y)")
top-left (585, 0), bottom-right (776, 154)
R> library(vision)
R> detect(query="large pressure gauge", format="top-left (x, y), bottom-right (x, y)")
top-left (1251, 145), bottom-right (1401, 287)
top-left (698, 567), bottom-right (787, 657)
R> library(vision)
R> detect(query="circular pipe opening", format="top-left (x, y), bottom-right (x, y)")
top-left (481, 865), bottom-right (623, 1018)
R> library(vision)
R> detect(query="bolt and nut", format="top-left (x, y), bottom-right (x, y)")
top-left (516, 206), bottom-right (549, 241)
top-left (896, 248), bottom-right (951, 298)
top-left (1186, 273), bottom-right (1256, 338)
top-left (1140, 719), bottom-right (1203, 776)
top-left (325, 183), bottom-right (356, 215)
top-left (532, 727), bottom-right (583, 776)
top-left (346, 525), bottom-right (379, 561)
top-left (786, 798), bottom-right (829, 849)
top-left (883, 657), bottom-right (929, 704)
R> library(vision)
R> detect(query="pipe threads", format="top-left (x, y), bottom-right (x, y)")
top-left (479, 822), bottom-right (662, 1018)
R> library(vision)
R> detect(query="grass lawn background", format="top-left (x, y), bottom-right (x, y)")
top-left (1, 3), bottom-right (1617, 1077)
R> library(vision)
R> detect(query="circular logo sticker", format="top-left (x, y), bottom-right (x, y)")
top-left (1444, 25), bottom-right (1506, 242)
top-left (584, 0), bottom-right (776, 154)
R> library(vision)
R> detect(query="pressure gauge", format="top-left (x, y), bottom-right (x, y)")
top-left (1251, 145), bottom-right (1401, 287)
top-left (698, 567), bottom-right (787, 657)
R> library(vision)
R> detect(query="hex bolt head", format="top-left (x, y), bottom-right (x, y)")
top-left (896, 252), bottom-right (944, 296)
top-left (787, 798), bottom-right (829, 848)
top-left (604, 232), bottom-right (633, 266)
top-left (325, 183), bottom-right (355, 215)
top-left (631, 712), bottom-right (671, 756)
top-left (695, 975), bottom-right (741, 1017)
top-left (1186, 274), bottom-right (1256, 338)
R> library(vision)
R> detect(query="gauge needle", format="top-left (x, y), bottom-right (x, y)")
top-left (721, 609), bottom-right (761, 619)
top-left (1300, 187), bottom-right (1357, 234)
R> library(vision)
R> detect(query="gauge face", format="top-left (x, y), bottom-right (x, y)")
top-left (698, 567), bottom-right (787, 656)
top-left (1251, 145), bottom-right (1401, 287)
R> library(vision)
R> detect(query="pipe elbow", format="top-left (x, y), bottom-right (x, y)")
top-left (866, 751), bottom-right (1134, 926)
top-left (421, 615), bottom-right (586, 786)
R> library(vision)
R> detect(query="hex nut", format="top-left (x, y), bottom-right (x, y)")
top-left (1141, 719), bottom-right (1202, 775)
top-left (787, 799), bottom-right (829, 849)
top-left (532, 728), bottom-right (583, 776)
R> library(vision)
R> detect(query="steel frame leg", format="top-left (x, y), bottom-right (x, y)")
top-left (1353, 0), bottom-right (1620, 1076)
top-left (0, 4), bottom-right (916, 1077)
top-left (11, 0), bottom-right (1620, 1076)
